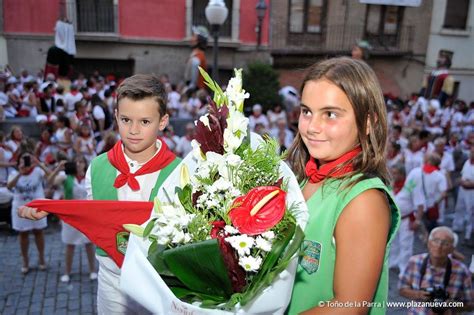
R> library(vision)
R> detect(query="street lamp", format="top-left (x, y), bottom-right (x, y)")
top-left (205, 0), bottom-right (228, 83)
top-left (255, 0), bottom-right (267, 49)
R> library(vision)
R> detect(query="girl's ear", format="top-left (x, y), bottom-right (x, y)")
top-left (366, 114), bottom-right (378, 135)
top-left (366, 115), bottom-right (371, 136)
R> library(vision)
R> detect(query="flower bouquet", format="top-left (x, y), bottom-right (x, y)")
top-left (120, 69), bottom-right (308, 314)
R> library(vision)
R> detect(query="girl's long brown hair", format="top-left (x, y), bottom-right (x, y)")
top-left (287, 57), bottom-right (390, 187)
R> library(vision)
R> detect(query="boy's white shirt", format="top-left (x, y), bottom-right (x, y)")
top-left (85, 139), bottom-right (163, 202)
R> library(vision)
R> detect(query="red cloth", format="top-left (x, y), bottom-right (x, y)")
top-left (305, 147), bottom-right (362, 183)
top-left (393, 179), bottom-right (405, 194)
top-left (423, 164), bottom-right (439, 174)
top-left (26, 200), bottom-right (153, 267)
top-left (107, 139), bottom-right (176, 191)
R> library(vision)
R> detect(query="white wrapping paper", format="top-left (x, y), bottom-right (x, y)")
top-left (121, 134), bottom-right (308, 314)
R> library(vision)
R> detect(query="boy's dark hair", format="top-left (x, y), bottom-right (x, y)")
top-left (116, 74), bottom-right (167, 117)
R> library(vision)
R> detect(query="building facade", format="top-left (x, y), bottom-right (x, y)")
top-left (270, 0), bottom-right (433, 99)
top-left (1, 0), bottom-right (270, 84)
top-left (424, 0), bottom-right (474, 102)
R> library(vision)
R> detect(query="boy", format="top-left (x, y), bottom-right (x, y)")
top-left (19, 74), bottom-right (181, 314)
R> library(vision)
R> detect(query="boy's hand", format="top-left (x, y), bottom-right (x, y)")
top-left (18, 206), bottom-right (48, 220)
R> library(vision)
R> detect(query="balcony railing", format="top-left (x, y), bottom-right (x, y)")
top-left (271, 24), bottom-right (414, 55)
top-left (63, 0), bottom-right (117, 34)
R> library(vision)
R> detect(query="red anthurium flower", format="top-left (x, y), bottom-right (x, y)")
top-left (228, 186), bottom-right (286, 235)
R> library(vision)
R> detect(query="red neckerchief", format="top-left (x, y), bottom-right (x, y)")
top-left (71, 91), bottom-right (79, 96)
top-left (393, 179), bottom-right (405, 194)
top-left (22, 167), bottom-right (35, 176)
top-left (76, 174), bottom-right (85, 183)
top-left (305, 146), bottom-right (362, 183)
top-left (423, 164), bottom-right (439, 174)
top-left (107, 138), bottom-right (176, 191)
top-left (26, 199), bottom-right (152, 267)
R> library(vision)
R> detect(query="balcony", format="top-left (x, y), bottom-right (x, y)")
top-left (271, 24), bottom-right (414, 56)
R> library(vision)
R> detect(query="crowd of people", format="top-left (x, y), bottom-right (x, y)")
top-left (0, 60), bottom-right (473, 313)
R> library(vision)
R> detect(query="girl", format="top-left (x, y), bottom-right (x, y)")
top-left (6, 125), bottom-right (24, 160)
top-left (73, 123), bottom-right (96, 164)
top-left (48, 155), bottom-right (97, 282)
top-left (286, 57), bottom-right (400, 314)
top-left (7, 152), bottom-right (52, 274)
top-left (54, 116), bottom-right (73, 158)
top-left (34, 128), bottom-right (57, 165)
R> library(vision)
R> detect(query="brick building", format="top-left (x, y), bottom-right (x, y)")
top-left (0, 0), bottom-right (270, 84)
top-left (270, 0), bottom-right (433, 99)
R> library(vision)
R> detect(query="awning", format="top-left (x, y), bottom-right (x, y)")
top-left (359, 0), bottom-right (422, 7)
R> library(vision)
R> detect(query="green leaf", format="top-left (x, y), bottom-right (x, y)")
top-left (175, 185), bottom-right (195, 214)
top-left (143, 218), bottom-right (157, 238)
top-left (198, 66), bottom-right (227, 106)
top-left (122, 224), bottom-right (144, 237)
top-left (163, 239), bottom-right (233, 298)
top-left (147, 241), bottom-right (174, 276)
top-left (238, 221), bottom-right (302, 306)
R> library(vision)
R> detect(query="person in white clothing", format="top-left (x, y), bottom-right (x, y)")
top-left (64, 84), bottom-right (83, 116)
top-left (403, 135), bottom-right (424, 174)
top-left (432, 137), bottom-right (455, 223)
top-left (389, 163), bottom-right (425, 275)
top-left (48, 156), bottom-right (97, 282)
top-left (418, 153), bottom-right (448, 231)
top-left (452, 145), bottom-right (474, 241)
top-left (7, 153), bottom-right (53, 274)
top-left (249, 103), bottom-right (270, 131)
top-left (176, 123), bottom-right (195, 158)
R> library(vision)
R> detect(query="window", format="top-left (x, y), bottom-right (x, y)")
top-left (289, 0), bottom-right (324, 33)
top-left (443, 0), bottom-right (469, 30)
top-left (76, 0), bottom-right (114, 33)
top-left (192, 0), bottom-right (233, 38)
top-left (365, 5), bottom-right (403, 36)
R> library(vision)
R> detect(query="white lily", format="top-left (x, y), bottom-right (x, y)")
top-left (191, 139), bottom-right (205, 161)
top-left (180, 164), bottom-right (191, 188)
top-left (224, 109), bottom-right (248, 153)
top-left (225, 69), bottom-right (249, 112)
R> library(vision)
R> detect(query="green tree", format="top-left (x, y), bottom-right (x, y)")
top-left (243, 62), bottom-right (281, 113)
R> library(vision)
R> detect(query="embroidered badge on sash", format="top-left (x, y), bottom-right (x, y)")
top-left (116, 232), bottom-right (130, 255)
top-left (300, 240), bottom-right (321, 274)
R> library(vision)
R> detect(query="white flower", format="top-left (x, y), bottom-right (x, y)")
top-left (255, 236), bottom-right (272, 252)
top-left (226, 235), bottom-right (254, 256)
top-left (224, 225), bottom-right (239, 235)
top-left (262, 231), bottom-right (275, 241)
top-left (212, 178), bottom-right (233, 192)
top-left (191, 139), bottom-right (205, 161)
top-left (226, 154), bottom-right (242, 167)
top-left (171, 229), bottom-right (185, 244)
top-left (178, 214), bottom-right (195, 228)
top-left (184, 233), bottom-right (192, 243)
top-left (225, 69), bottom-right (249, 112)
top-left (239, 255), bottom-right (262, 272)
top-left (195, 165), bottom-right (211, 180)
top-left (224, 109), bottom-right (249, 153)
